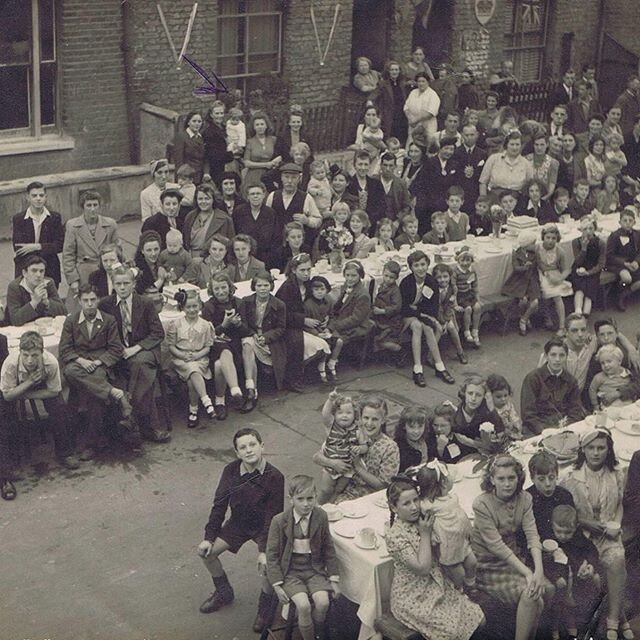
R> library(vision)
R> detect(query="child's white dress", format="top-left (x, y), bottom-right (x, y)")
top-left (421, 494), bottom-right (473, 566)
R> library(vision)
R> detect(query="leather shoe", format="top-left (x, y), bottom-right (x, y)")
top-left (1, 479), bottom-right (17, 501)
top-left (118, 392), bottom-right (133, 418)
top-left (59, 455), bottom-right (81, 470)
top-left (79, 448), bottom-right (97, 462)
top-left (141, 429), bottom-right (171, 443)
top-left (229, 392), bottom-right (244, 410)
top-left (435, 369), bottom-right (455, 385)
top-left (214, 404), bottom-right (228, 420)
top-left (286, 382), bottom-right (304, 393)
top-left (199, 589), bottom-right (234, 613)
top-left (457, 351), bottom-right (468, 364)
top-left (413, 372), bottom-right (426, 387)
top-left (240, 389), bottom-right (257, 413)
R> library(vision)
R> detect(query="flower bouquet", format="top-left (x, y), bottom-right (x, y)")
top-left (489, 204), bottom-right (507, 238)
top-left (321, 227), bottom-right (353, 272)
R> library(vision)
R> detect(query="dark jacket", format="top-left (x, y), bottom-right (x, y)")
top-left (59, 310), bottom-right (123, 368)
top-left (399, 273), bottom-right (439, 321)
top-left (329, 281), bottom-right (373, 341)
top-left (5, 278), bottom-right (66, 326)
top-left (232, 204), bottom-right (279, 266)
top-left (183, 209), bottom-right (235, 255)
top-left (452, 145), bottom-right (487, 211)
top-left (606, 228), bottom-right (640, 272)
top-left (240, 293), bottom-right (287, 389)
top-left (88, 268), bottom-right (111, 299)
top-left (346, 176), bottom-right (386, 227)
top-left (275, 276), bottom-right (307, 383)
top-left (141, 213), bottom-right (185, 249)
top-left (12, 210), bottom-right (65, 285)
top-left (274, 127), bottom-right (313, 165)
top-left (98, 292), bottom-right (164, 356)
top-left (376, 78), bottom-right (409, 138)
top-left (412, 156), bottom-right (458, 221)
top-left (380, 177), bottom-right (412, 224)
top-left (201, 119), bottom-right (232, 182)
top-left (223, 256), bottom-right (266, 284)
top-left (173, 130), bottom-right (205, 183)
top-left (623, 450), bottom-right (640, 538)
top-left (266, 506), bottom-right (339, 586)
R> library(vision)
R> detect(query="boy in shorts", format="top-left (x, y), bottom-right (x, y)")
top-left (197, 428), bottom-right (284, 632)
top-left (267, 475), bottom-right (340, 640)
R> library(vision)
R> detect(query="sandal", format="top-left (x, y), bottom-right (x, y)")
top-left (1, 478), bottom-right (17, 501)
top-left (187, 410), bottom-right (199, 428)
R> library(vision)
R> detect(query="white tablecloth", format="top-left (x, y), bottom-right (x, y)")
top-left (332, 403), bottom-right (640, 640)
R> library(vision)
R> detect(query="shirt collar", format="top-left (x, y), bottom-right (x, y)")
top-left (117, 294), bottom-right (132, 306)
top-left (545, 364), bottom-right (565, 378)
top-left (240, 457), bottom-right (267, 476)
top-left (293, 510), bottom-right (308, 524)
top-left (19, 276), bottom-right (35, 293)
top-left (79, 309), bottom-right (103, 324)
top-left (25, 206), bottom-right (50, 221)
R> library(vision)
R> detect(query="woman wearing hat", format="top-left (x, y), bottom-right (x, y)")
top-left (215, 172), bottom-right (246, 218)
top-left (561, 428), bottom-right (633, 640)
top-left (140, 159), bottom-right (179, 221)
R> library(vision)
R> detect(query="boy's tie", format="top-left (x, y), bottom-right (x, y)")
top-left (119, 299), bottom-right (131, 347)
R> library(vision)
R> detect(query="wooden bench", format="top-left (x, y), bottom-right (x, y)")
top-left (374, 613), bottom-right (426, 640)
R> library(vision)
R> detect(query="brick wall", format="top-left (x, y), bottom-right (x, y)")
top-left (0, 0), bottom-right (131, 181)
top-left (604, 0), bottom-right (640, 57)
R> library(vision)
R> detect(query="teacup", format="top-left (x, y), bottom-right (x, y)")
top-left (356, 527), bottom-right (378, 549)
top-left (323, 504), bottom-right (343, 522)
top-left (542, 539), bottom-right (559, 553)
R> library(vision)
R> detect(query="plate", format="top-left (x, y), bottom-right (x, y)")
top-left (541, 430), bottom-right (580, 461)
top-left (321, 504), bottom-right (344, 522)
top-left (354, 534), bottom-right (378, 551)
top-left (613, 420), bottom-right (640, 437)
top-left (483, 247), bottom-right (503, 254)
top-left (476, 237), bottom-right (492, 243)
top-left (332, 520), bottom-right (357, 538)
top-left (373, 495), bottom-right (388, 509)
top-left (341, 503), bottom-right (369, 518)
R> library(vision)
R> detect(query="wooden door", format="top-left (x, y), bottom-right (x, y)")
top-left (351, 0), bottom-right (391, 71)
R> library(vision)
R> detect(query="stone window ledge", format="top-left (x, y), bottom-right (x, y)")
top-left (0, 135), bottom-right (75, 158)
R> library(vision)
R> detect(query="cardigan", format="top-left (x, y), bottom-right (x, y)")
top-left (5, 278), bottom-right (66, 326)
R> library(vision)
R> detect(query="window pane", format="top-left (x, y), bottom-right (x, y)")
top-left (40, 0), bottom-right (55, 61)
top-left (219, 0), bottom-right (241, 16)
top-left (0, 0), bottom-right (32, 64)
top-left (248, 53), bottom-right (278, 75)
top-left (218, 16), bottom-right (241, 56)
top-left (40, 62), bottom-right (55, 125)
top-left (247, 15), bottom-right (278, 55)
top-left (0, 66), bottom-right (30, 129)
top-left (218, 54), bottom-right (246, 77)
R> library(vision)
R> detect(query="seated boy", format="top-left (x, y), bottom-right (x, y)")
top-left (552, 504), bottom-right (603, 635)
top-left (468, 195), bottom-right (492, 236)
top-left (422, 211), bottom-right (450, 244)
top-left (0, 331), bottom-right (78, 470)
top-left (444, 185), bottom-right (470, 241)
top-left (527, 450), bottom-right (575, 541)
top-left (266, 475), bottom-right (340, 640)
top-left (605, 206), bottom-right (640, 311)
top-left (394, 215), bottom-right (421, 249)
top-left (197, 428), bottom-right (284, 633)
top-left (567, 179), bottom-right (595, 220)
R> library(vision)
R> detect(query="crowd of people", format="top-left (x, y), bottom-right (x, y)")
top-left (1, 48), bottom-right (640, 639)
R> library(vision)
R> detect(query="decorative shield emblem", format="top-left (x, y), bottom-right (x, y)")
top-left (475, 0), bottom-right (496, 25)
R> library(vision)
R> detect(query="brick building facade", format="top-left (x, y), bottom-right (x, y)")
top-left (1, 0), bottom-right (638, 186)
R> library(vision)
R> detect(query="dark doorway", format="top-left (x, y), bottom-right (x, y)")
top-left (351, 0), bottom-right (391, 71)
top-left (599, 34), bottom-right (639, 111)
top-left (412, 0), bottom-right (454, 65)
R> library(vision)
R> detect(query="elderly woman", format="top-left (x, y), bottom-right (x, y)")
top-left (275, 253), bottom-right (331, 393)
top-left (141, 188), bottom-right (184, 248)
top-left (201, 101), bottom-right (232, 185)
top-left (140, 159), bottom-right (179, 221)
top-left (472, 454), bottom-right (552, 640)
top-left (184, 234), bottom-right (230, 289)
top-left (352, 56), bottom-right (381, 95)
top-left (377, 60), bottom-right (409, 145)
top-left (215, 171), bottom-right (245, 217)
top-left (243, 111), bottom-right (281, 187)
top-left (404, 46), bottom-right (435, 86)
top-left (134, 230), bottom-right (165, 294)
top-left (183, 184), bottom-right (235, 258)
top-left (479, 131), bottom-right (534, 198)
top-left (173, 110), bottom-right (205, 184)
top-left (62, 190), bottom-right (120, 296)
top-left (561, 428), bottom-right (633, 640)
top-left (404, 72), bottom-right (440, 147)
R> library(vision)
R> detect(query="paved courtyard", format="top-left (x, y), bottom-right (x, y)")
top-left (1, 220), bottom-right (639, 640)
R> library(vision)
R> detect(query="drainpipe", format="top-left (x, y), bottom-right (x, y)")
top-left (121, 0), bottom-right (140, 164)
top-left (596, 0), bottom-right (606, 72)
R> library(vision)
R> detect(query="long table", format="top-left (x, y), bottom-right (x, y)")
top-left (330, 404), bottom-right (640, 640)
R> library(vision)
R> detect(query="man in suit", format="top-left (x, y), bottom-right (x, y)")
top-left (548, 104), bottom-right (569, 138)
top-left (567, 81), bottom-right (600, 134)
top-left (62, 190), bottom-right (120, 295)
top-left (548, 69), bottom-right (576, 111)
top-left (12, 181), bottom-right (65, 286)
top-left (345, 151), bottom-right (386, 227)
top-left (59, 284), bottom-right (131, 460)
top-left (614, 74), bottom-right (640, 137)
top-left (378, 153), bottom-right (412, 231)
top-left (98, 266), bottom-right (170, 443)
top-left (452, 124), bottom-right (487, 213)
top-left (5, 254), bottom-right (66, 326)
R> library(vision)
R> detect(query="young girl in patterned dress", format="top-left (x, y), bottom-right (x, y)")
top-left (453, 246), bottom-right (481, 348)
top-left (385, 477), bottom-right (484, 640)
top-left (167, 289), bottom-right (215, 426)
top-left (486, 374), bottom-right (522, 441)
top-left (433, 263), bottom-right (467, 363)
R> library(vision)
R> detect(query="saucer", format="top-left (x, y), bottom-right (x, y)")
top-left (332, 520), bottom-right (357, 538)
top-left (341, 503), bottom-right (369, 518)
top-left (373, 495), bottom-right (388, 509)
top-left (354, 533), bottom-right (378, 550)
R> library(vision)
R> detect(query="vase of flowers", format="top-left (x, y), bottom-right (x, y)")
top-left (321, 227), bottom-right (353, 273)
top-left (490, 204), bottom-right (507, 238)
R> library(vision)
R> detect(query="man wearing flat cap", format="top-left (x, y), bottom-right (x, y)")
top-left (265, 163), bottom-right (321, 244)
